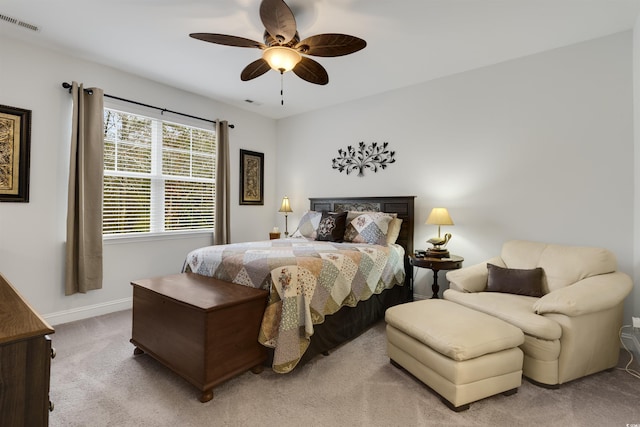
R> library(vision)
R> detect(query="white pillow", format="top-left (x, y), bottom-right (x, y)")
top-left (386, 218), bottom-right (403, 244)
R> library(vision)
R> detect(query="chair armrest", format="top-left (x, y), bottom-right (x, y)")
top-left (533, 271), bottom-right (632, 316)
top-left (445, 256), bottom-right (504, 293)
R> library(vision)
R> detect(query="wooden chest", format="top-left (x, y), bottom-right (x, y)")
top-left (130, 273), bottom-right (268, 402)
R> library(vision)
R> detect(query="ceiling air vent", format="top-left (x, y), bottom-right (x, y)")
top-left (0, 13), bottom-right (40, 32)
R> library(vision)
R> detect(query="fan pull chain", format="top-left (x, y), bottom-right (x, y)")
top-left (280, 70), bottom-right (285, 106)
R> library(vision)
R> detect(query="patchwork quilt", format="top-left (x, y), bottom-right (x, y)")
top-left (183, 238), bottom-right (406, 373)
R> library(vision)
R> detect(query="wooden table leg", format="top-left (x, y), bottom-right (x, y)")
top-left (431, 270), bottom-right (440, 299)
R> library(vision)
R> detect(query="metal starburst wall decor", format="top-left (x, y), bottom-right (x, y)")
top-left (331, 141), bottom-right (396, 177)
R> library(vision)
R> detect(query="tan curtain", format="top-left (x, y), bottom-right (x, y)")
top-left (214, 120), bottom-right (230, 245)
top-left (65, 82), bottom-right (104, 295)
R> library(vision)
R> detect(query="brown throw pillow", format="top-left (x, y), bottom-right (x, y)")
top-left (486, 263), bottom-right (544, 297)
top-left (315, 211), bottom-right (348, 242)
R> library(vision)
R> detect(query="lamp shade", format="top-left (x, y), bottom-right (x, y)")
top-left (426, 208), bottom-right (454, 226)
top-left (262, 47), bottom-right (302, 72)
top-left (278, 196), bottom-right (293, 213)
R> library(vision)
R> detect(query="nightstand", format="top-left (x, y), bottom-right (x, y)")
top-left (409, 254), bottom-right (464, 299)
top-left (269, 232), bottom-right (281, 240)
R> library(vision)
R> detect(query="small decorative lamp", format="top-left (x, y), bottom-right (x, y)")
top-left (278, 196), bottom-right (293, 237)
top-left (425, 208), bottom-right (454, 258)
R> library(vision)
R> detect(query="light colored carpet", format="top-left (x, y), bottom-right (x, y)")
top-left (49, 309), bottom-right (640, 427)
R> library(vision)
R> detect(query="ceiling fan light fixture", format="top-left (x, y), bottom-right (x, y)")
top-left (262, 46), bottom-right (301, 72)
top-left (190, 0), bottom-right (365, 87)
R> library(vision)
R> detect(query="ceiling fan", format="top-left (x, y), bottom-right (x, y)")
top-left (189, 0), bottom-right (367, 87)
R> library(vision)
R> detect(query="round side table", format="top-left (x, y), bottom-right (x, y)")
top-left (409, 255), bottom-right (464, 299)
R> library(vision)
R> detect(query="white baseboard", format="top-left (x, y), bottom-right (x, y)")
top-left (43, 297), bottom-right (132, 326)
top-left (413, 293), bottom-right (430, 301)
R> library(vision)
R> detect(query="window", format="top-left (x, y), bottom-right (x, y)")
top-left (103, 107), bottom-right (216, 236)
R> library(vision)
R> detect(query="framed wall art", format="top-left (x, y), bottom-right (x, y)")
top-left (239, 149), bottom-right (264, 205)
top-left (0, 105), bottom-right (31, 202)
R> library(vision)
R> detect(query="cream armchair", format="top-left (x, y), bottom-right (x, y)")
top-left (443, 240), bottom-right (632, 387)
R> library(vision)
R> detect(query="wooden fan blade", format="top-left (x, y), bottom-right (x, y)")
top-left (292, 57), bottom-right (329, 85)
top-left (260, 0), bottom-right (297, 44)
top-left (189, 33), bottom-right (265, 49)
top-left (241, 58), bottom-right (271, 81)
top-left (296, 34), bottom-right (366, 57)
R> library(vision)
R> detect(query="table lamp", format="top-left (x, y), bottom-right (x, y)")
top-left (278, 196), bottom-right (293, 237)
top-left (425, 207), bottom-right (454, 258)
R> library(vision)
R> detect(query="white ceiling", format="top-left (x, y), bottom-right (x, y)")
top-left (2, 0), bottom-right (639, 119)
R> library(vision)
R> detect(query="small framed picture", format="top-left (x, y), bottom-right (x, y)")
top-left (0, 104), bottom-right (31, 202)
top-left (239, 149), bottom-right (264, 205)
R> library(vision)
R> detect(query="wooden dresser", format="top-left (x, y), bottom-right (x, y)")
top-left (130, 273), bottom-right (268, 402)
top-left (0, 273), bottom-right (55, 427)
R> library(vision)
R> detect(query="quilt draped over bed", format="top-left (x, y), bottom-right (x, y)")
top-left (183, 238), bottom-right (405, 373)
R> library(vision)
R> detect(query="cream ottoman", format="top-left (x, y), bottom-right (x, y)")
top-left (385, 299), bottom-right (524, 411)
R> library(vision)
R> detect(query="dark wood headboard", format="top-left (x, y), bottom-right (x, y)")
top-left (309, 196), bottom-right (416, 257)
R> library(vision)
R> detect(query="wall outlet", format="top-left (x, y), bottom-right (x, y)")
top-left (633, 316), bottom-right (640, 329)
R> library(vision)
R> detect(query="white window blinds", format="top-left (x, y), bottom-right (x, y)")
top-left (103, 108), bottom-right (215, 236)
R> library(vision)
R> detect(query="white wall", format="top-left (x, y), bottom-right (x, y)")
top-left (1, 30), bottom-right (636, 326)
top-left (276, 32), bottom-right (637, 321)
top-left (0, 35), bottom-right (277, 324)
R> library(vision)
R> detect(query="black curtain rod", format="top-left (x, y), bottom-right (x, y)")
top-left (61, 82), bottom-right (234, 129)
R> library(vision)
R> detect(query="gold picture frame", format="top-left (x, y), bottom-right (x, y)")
top-left (239, 149), bottom-right (264, 205)
top-left (0, 105), bottom-right (31, 202)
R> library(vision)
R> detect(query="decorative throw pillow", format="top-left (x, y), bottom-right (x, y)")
top-left (315, 211), bottom-right (348, 242)
top-left (486, 263), bottom-right (544, 297)
top-left (347, 212), bottom-right (394, 245)
top-left (344, 211), bottom-right (397, 242)
top-left (291, 211), bottom-right (322, 239)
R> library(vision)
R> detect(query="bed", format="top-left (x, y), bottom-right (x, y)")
top-left (182, 196), bottom-right (415, 373)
